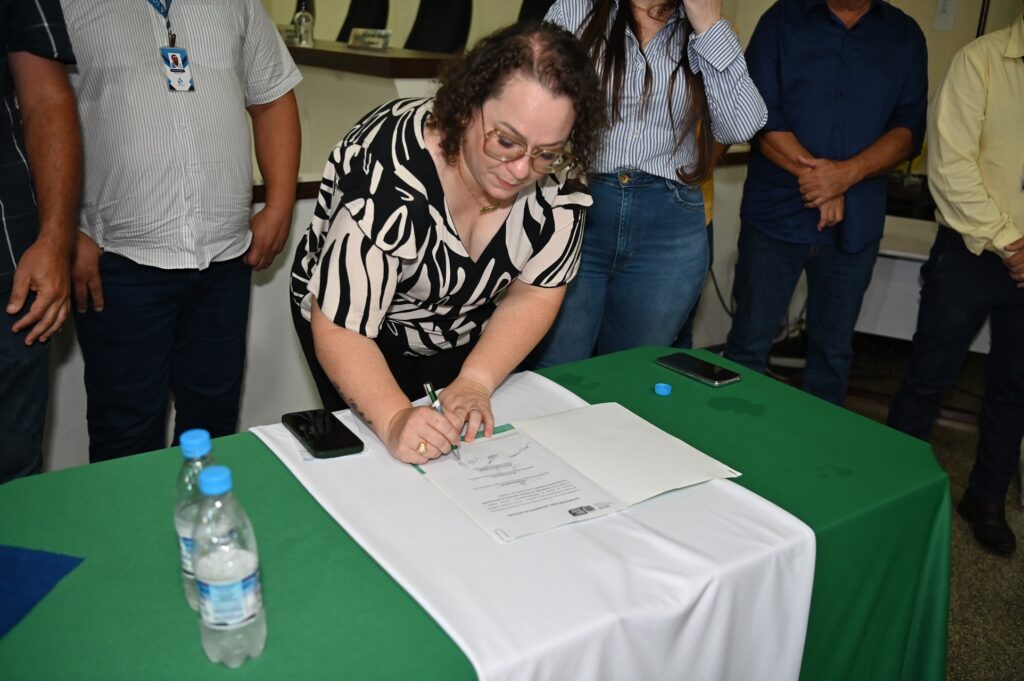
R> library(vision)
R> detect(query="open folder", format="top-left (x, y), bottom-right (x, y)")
top-left (420, 402), bottom-right (741, 543)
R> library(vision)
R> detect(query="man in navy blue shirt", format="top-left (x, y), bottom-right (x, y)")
top-left (724, 0), bottom-right (926, 405)
top-left (0, 0), bottom-right (80, 483)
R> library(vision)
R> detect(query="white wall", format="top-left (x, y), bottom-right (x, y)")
top-left (291, 68), bottom-right (437, 179)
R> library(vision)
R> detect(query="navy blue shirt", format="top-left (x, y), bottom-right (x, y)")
top-left (0, 0), bottom-right (75, 292)
top-left (740, 0), bottom-right (927, 253)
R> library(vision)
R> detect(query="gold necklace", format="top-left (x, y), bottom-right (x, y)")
top-left (456, 162), bottom-right (499, 214)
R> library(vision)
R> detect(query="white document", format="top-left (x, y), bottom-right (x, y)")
top-left (516, 402), bottom-right (741, 505)
top-left (420, 402), bottom-right (740, 542)
top-left (422, 429), bottom-right (625, 543)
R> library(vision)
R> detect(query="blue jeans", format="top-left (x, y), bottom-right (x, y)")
top-left (888, 227), bottom-right (1024, 504)
top-left (0, 292), bottom-right (49, 483)
top-left (674, 221), bottom-right (714, 349)
top-left (530, 170), bottom-right (709, 368)
top-left (73, 253), bottom-right (251, 462)
top-left (724, 223), bottom-right (879, 405)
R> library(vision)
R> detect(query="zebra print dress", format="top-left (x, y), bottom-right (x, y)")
top-left (290, 98), bottom-right (592, 357)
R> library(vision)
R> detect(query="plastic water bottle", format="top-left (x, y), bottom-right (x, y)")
top-left (293, 0), bottom-right (315, 47)
top-left (193, 466), bottom-right (266, 667)
top-left (174, 429), bottom-right (214, 610)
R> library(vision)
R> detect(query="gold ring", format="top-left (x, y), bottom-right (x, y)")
top-left (416, 441), bottom-right (427, 455)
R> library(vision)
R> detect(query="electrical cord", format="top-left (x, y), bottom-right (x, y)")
top-left (708, 267), bottom-right (734, 318)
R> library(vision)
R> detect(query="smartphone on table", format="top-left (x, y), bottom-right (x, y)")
top-left (282, 409), bottom-right (364, 458)
top-left (656, 352), bottom-right (742, 387)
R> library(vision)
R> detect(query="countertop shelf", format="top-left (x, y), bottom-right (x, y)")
top-left (286, 39), bottom-right (457, 79)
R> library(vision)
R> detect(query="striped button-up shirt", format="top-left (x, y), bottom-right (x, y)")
top-left (1, 0), bottom-right (76, 292)
top-left (546, 0), bottom-right (766, 182)
top-left (60, 0), bottom-right (301, 270)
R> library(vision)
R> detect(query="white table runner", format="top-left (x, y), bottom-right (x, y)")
top-left (252, 372), bottom-right (816, 681)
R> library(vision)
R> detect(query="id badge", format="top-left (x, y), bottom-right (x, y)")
top-left (160, 47), bottom-right (194, 92)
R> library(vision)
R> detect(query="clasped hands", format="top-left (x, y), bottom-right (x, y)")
top-left (796, 155), bottom-right (858, 231)
top-left (384, 376), bottom-right (497, 465)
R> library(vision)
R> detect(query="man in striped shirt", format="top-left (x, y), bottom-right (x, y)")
top-left (0, 0), bottom-right (81, 483)
top-left (61, 0), bottom-right (301, 462)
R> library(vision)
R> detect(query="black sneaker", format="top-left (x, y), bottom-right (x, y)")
top-left (957, 489), bottom-right (1017, 556)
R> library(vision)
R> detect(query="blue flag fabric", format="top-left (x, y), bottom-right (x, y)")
top-left (0, 545), bottom-right (83, 639)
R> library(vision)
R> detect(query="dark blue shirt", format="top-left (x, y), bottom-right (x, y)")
top-left (0, 0), bottom-right (75, 292)
top-left (740, 0), bottom-right (927, 253)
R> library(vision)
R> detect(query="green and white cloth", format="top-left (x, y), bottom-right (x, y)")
top-left (253, 372), bottom-right (816, 681)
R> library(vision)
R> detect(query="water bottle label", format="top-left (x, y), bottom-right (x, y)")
top-left (177, 534), bottom-right (194, 574)
top-left (197, 571), bottom-right (262, 629)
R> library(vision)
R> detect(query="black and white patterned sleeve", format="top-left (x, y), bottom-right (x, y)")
top-left (304, 142), bottom-right (414, 338)
top-left (518, 174), bottom-right (592, 287)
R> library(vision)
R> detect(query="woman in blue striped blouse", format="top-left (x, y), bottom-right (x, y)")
top-left (531, 0), bottom-right (766, 366)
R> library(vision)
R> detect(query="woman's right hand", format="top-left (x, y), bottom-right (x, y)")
top-left (384, 406), bottom-right (462, 464)
top-left (681, 0), bottom-right (722, 34)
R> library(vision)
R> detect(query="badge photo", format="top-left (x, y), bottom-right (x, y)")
top-left (160, 47), bottom-right (195, 92)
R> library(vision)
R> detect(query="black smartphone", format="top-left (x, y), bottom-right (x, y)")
top-left (656, 352), bottom-right (742, 387)
top-left (281, 409), bottom-right (364, 458)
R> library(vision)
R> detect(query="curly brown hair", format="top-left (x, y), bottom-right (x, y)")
top-left (429, 20), bottom-right (607, 176)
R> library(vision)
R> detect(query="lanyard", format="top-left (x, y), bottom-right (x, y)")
top-left (145, 0), bottom-right (176, 46)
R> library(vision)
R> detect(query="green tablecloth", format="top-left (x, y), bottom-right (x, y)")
top-left (0, 347), bottom-right (949, 680)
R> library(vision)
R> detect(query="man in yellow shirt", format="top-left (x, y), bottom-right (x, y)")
top-left (888, 14), bottom-right (1024, 556)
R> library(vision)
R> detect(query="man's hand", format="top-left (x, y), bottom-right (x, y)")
top-left (248, 91), bottom-right (298, 271)
top-left (1003, 235), bottom-right (1024, 288)
top-left (797, 155), bottom-right (858, 208)
top-left (72, 232), bottom-right (104, 313)
top-left (5, 50), bottom-right (80, 345)
top-left (7, 236), bottom-right (71, 345)
top-left (817, 195), bottom-right (845, 231)
top-left (244, 204), bottom-right (291, 271)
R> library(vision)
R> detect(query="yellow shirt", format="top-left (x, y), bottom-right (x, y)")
top-left (928, 14), bottom-right (1024, 258)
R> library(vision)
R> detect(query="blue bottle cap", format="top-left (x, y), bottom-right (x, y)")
top-left (180, 429), bottom-right (211, 460)
top-left (654, 383), bottom-right (672, 396)
top-left (199, 466), bottom-right (232, 496)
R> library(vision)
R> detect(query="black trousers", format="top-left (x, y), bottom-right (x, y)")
top-left (74, 254), bottom-right (251, 462)
top-left (291, 302), bottom-right (476, 410)
top-left (888, 226), bottom-right (1024, 504)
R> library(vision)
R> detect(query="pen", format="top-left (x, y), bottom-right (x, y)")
top-left (423, 382), bottom-right (461, 462)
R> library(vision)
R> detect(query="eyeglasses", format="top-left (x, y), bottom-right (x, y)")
top-left (480, 112), bottom-right (573, 174)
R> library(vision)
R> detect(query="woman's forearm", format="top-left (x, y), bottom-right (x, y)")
top-left (310, 300), bottom-right (410, 439)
